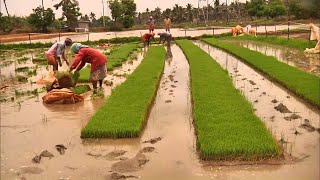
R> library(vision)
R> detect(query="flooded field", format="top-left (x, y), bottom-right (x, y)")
top-left (225, 40), bottom-right (320, 76)
top-left (1, 42), bottom-right (319, 180)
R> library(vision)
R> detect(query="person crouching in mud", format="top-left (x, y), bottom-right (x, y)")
top-left (45, 38), bottom-right (72, 72)
top-left (141, 32), bottom-right (156, 47)
top-left (69, 43), bottom-right (107, 92)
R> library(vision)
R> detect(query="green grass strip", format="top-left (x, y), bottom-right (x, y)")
top-left (81, 46), bottom-right (165, 138)
top-left (78, 43), bottom-right (138, 82)
top-left (203, 38), bottom-right (320, 108)
top-left (71, 85), bottom-right (91, 94)
top-left (176, 39), bottom-right (281, 160)
top-left (218, 35), bottom-right (316, 51)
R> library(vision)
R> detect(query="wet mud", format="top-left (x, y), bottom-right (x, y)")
top-left (226, 40), bottom-right (320, 76)
top-left (195, 40), bottom-right (320, 180)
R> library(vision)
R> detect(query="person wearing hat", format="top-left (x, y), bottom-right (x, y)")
top-left (45, 37), bottom-right (72, 72)
top-left (158, 32), bottom-right (172, 45)
top-left (141, 32), bottom-right (156, 47)
top-left (146, 16), bottom-right (155, 33)
top-left (69, 43), bottom-right (107, 91)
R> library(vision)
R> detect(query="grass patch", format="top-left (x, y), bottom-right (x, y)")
top-left (16, 57), bottom-right (29, 63)
top-left (16, 75), bottom-right (28, 82)
top-left (176, 40), bottom-right (281, 160)
top-left (81, 46), bottom-right (165, 138)
top-left (71, 85), bottom-right (91, 94)
top-left (32, 57), bottom-right (47, 65)
top-left (203, 38), bottom-right (320, 108)
top-left (15, 66), bottom-right (30, 72)
top-left (15, 89), bottom-right (38, 97)
top-left (217, 35), bottom-right (316, 51)
top-left (78, 43), bottom-right (138, 82)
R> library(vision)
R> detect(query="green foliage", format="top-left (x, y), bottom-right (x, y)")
top-left (289, 0), bottom-right (320, 19)
top-left (15, 89), bottom-right (38, 97)
top-left (218, 35), bottom-right (316, 51)
top-left (121, 15), bottom-right (134, 28)
top-left (248, 0), bottom-right (268, 18)
top-left (109, 0), bottom-right (136, 28)
top-left (28, 6), bottom-right (55, 32)
top-left (16, 75), bottom-right (28, 82)
top-left (71, 84), bottom-right (91, 94)
top-left (0, 15), bottom-right (13, 33)
top-left (109, 0), bottom-right (123, 23)
top-left (203, 38), bottom-right (320, 107)
top-left (264, 0), bottom-right (286, 18)
top-left (53, 0), bottom-right (82, 29)
top-left (81, 46), bottom-right (165, 138)
top-left (176, 39), bottom-right (281, 160)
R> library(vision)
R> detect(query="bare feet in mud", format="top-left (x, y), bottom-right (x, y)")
top-left (55, 144), bottom-right (67, 155)
top-left (274, 103), bottom-right (291, 113)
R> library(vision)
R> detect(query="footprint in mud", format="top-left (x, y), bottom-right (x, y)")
top-left (169, 90), bottom-right (173, 92)
top-left (249, 80), bottom-right (256, 85)
top-left (105, 150), bottom-right (127, 160)
top-left (262, 92), bottom-right (266, 95)
top-left (40, 150), bottom-right (54, 159)
top-left (171, 85), bottom-right (177, 88)
top-left (106, 172), bottom-right (138, 180)
top-left (286, 96), bottom-right (291, 98)
top-left (142, 137), bottom-right (162, 144)
top-left (165, 100), bottom-right (172, 103)
top-left (168, 75), bottom-right (174, 82)
top-left (284, 113), bottom-right (301, 121)
top-left (274, 103), bottom-right (291, 113)
top-left (254, 100), bottom-right (259, 103)
top-left (242, 78), bottom-right (247, 80)
top-left (174, 81), bottom-right (178, 83)
top-left (32, 155), bottom-right (41, 163)
top-left (139, 147), bottom-right (155, 153)
top-left (104, 80), bottom-right (113, 86)
top-left (169, 93), bottom-right (174, 95)
top-left (164, 88), bottom-right (168, 90)
top-left (111, 152), bottom-right (149, 173)
top-left (55, 144), bottom-right (67, 155)
top-left (270, 116), bottom-right (275, 122)
top-left (299, 119), bottom-right (319, 133)
top-left (271, 99), bottom-right (278, 103)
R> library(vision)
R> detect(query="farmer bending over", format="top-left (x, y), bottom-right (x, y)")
top-left (141, 33), bottom-right (155, 47)
top-left (158, 32), bottom-right (172, 45)
top-left (69, 43), bottom-right (107, 91)
top-left (45, 38), bottom-right (72, 72)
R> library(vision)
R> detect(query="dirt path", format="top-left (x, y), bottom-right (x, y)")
top-left (0, 33), bottom-right (78, 43)
top-left (194, 41), bottom-right (320, 180)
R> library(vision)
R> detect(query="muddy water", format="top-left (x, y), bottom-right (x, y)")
top-left (226, 40), bottom-right (320, 76)
top-left (194, 41), bottom-right (320, 180)
top-left (0, 50), bottom-right (145, 180)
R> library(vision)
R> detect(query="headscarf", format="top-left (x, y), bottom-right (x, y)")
top-left (71, 43), bottom-right (88, 54)
top-left (64, 38), bottom-right (72, 46)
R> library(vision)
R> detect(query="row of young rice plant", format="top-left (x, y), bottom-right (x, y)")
top-left (176, 39), bottom-right (281, 160)
top-left (78, 43), bottom-right (138, 82)
top-left (81, 46), bottom-right (165, 138)
top-left (217, 35), bottom-right (316, 51)
top-left (202, 38), bottom-right (320, 108)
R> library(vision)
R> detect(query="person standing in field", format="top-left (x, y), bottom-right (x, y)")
top-left (45, 38), bottom-right (72, 72)
top-left (164, 16), bottom-right (171, 32)
top-left (69, 43), bottom-right (107, 91)
top-left (141, 32), bottom-right (156, 47)
top-left (146, 16), bottom-right (155, 33)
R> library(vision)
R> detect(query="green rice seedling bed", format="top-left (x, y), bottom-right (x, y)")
top-left (81, 46), bottom-right (165, 138)
top-left (176, 40), bottom-right (281, 160)
top-left (203, 38), bottom-right (320, 108)
top-left (217, 35), bottom-right (316, 51)
top-left (78, 43), bottom-right (138, 82)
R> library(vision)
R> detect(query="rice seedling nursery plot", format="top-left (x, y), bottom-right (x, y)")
top-left (81, 46), bottom-right (165, 138)
top-left (218, 35), bottom-right (316, 51)
top-left (176, 40), bottom-right (281, 160)
top-left (203, 38), bottom-right (320, 108)
top-left (78, 43), bottom-right (138, 82)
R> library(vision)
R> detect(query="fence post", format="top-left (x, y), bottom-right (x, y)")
top-left (184, 30), bottom-right (187, 37)
top-left (265, 23), bottom-right (267, 37)
top-left (212, 28), bottom-right (215, 36)
top-left (274, 25), bottom-right (276, 32)
top-left (87, 32), bottom-right (90, 41)
top-left (255, 23), bottom-right (258, 34)
top-left (29, 33), bottom-right (31, 44)
top-left (287, 21), bottom-right (290, 40)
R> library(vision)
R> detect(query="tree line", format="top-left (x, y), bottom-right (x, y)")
top-left (0, 0), bottom-right (319, 34)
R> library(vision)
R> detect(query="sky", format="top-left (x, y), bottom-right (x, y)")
top-left (0, 0), bottom-right (208, 18)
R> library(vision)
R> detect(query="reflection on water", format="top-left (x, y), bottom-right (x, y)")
top-left (228, 40), bottom-right (320, 76)
top-left (166, 43), bottom-right (173, 65)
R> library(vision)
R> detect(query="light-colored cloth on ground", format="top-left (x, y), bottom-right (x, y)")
top-left (245, 25), bottom-right (251, 33)
top-left (304, 23), bottom-right (320, 54)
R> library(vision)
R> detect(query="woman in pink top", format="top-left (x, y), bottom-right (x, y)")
top-left (45, 38), bottom-right (72, 71)
top-left (69, 43), bottom-right (107, 90)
